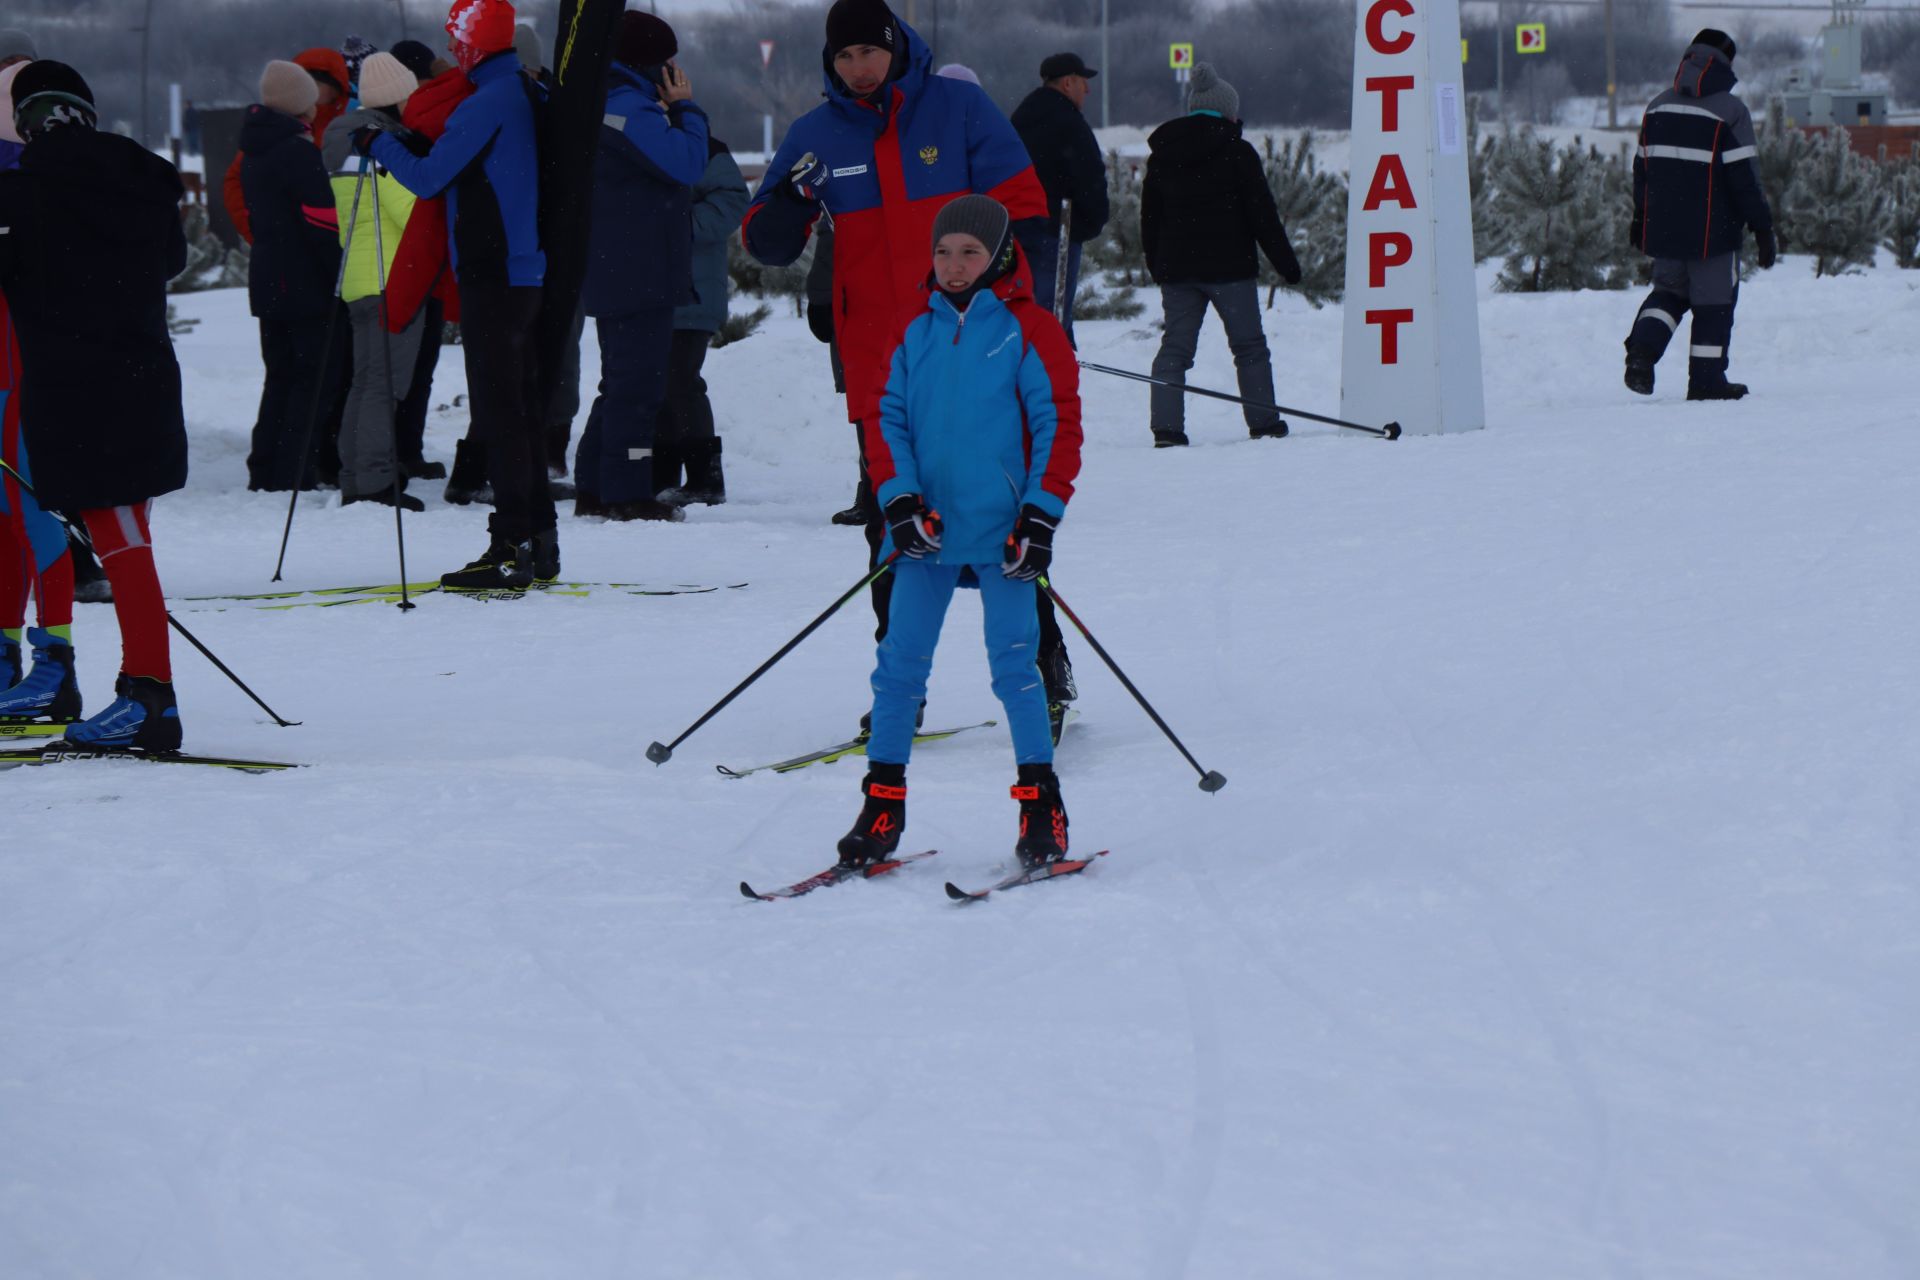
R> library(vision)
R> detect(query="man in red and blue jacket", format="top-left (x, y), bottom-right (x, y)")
top-left (369, 0), bottom-right (553, 588)
top-left (743, 0), bottom-right (1078, 719)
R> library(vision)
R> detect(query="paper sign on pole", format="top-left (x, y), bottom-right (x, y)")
top-left (760, 39), bottom-right (776, 68)
top-left (1516, 23), bottom-right (1546, 53)
top-left (1340, 0), bottom-right (1485, 436)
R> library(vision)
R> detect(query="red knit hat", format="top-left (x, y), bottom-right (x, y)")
top-left (446, 0), bottom-right (518, 64)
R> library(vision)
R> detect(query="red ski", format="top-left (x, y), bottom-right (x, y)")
top-left (945, 850), bottom-right (1109, 902)
top-left (739, 850), bottom-right (938, 901)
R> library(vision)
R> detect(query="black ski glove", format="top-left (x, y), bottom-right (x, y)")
top-left (781, 151), bottom-right (830, 204)
top-left (807, 300), bottom-right (835, 344)
top-left (1755, 226), bottom-right (1778, 269)
top-left (885, 494), bottom-right (942, 560)
top-left (1001, 505), bottom-right (1058, 583)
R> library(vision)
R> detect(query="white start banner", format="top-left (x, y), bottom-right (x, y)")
top-left (1340, 0), bottom-right (1485, 436)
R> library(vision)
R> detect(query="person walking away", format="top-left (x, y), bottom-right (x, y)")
top-left (1622, 30), bottom-right (1775, 401)
top-left (655, 129), bottom-right (748, 506)
top-left (368, 0), bottom-right (554, 589)
top-left (1010, 52), bottom-right (1109, 344)
top-left (0, 54), bottom-right (79, 728)
top-left (241, 59), bottom-right (347, 491)
top-left (0, 62), bottom-right (191, 751)
top-left (742, 0), bottom-right (1079, 728)
top-left (838, 195), bottom-right (1083, 871)
top-left (1141, 64), bottom-right (1300, 448)
top-left (575, 12), bottom-right (709, 522)
top-left (323, 52), bottom-right (425, 511)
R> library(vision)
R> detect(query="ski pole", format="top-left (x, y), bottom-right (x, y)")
top-left (1038, 575), bottom-right (1226, 793)
top-left (1054, 198), bottom-right (1073, 327)
top-left (648, 553), bottom-right (899, 764)
top-left (272, 162), bottom-right (368, 581)
top-left (1077, 360), bottom-right (1402, 440)
top-left (368, 166), bottom-right (415, 612)
top-left (0, 458), bottom-right (302, 727)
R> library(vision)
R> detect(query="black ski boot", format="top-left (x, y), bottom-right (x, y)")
top-left (530, 528), bottom-right (561, 584)
top-left (1012, 763), bottom-right (1069, 868)
top-left (441, 536), bottom-right (533, 590)
top-left (1624, 352), bottom-right (1656, 395)
top-left (64, 674), bottom-right (181, 753)
top-left (443, 437), bottom-right (494, 506)
top-left (837, 763), bottom-right (907, 868)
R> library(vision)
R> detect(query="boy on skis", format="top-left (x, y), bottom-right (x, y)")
top-left (837, 195), bottom-right (1084, 871)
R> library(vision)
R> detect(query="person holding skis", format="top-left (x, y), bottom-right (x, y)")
top-left (0, 61), bottom-right (191, 751)
top-left (742, 0), bottom-right (1081, 731)
top-left (365, 0), bottom-right (554, 588)
top-left (1622, 30), bottom-right (1775, 401)
top-left (836, 195), bottom-right (1084, 871)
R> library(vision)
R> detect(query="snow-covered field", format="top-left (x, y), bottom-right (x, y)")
top-left (4, 261), bottom-right (1916, 1278)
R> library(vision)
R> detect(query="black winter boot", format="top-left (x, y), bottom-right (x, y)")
top-left (444, 437), bottom-right (494, 506)
top-left (837, 763), bottom-right (907, 868)
top-left (1012, 763), bottom-right (1069, 868)
top-left (441, 537), bottom-right (533, 590)
top-left (603, 497), bottom-right (685, 523)
top-left (1687, 381), bottom-right (1748, 401)
top-left (831, 476), bottom-right (874, 526)
top-left (1624, 351), bottom-right (1656, 396)
top-left (530, 528), bottom-right (561, 583)
top-left (650, 442), bottom-right (685, 498)
top-left (663, 439), bottom-right (725, 506)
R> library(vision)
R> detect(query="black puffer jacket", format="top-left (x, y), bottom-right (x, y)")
top-left (1632, 43), bottom-right (1772, 260)
top-left (1141, 113), bottom-right (1299, 286)
top-left (1010, 85), bottom-right (1109, 243)
top-left (239, 105), bottom-right (341, 319)
top-left (0, 128), bottom-right (188, 509)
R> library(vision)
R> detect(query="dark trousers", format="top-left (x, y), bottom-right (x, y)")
top-left (1626, 252), bottom-right (1740, 390)
top-left (1026, 234), bottom-right (1084, 347)
top-left (577, 306), bottom-right (675, 503)
top-left (1150, 279), bottom-right (1280, 436)
top-left (395, 297), bottom-right (444, 468)
top-left (248, 307), bottom-right (348, 491)
top-left (656, 329), bottom-right (716, 447)
top-left (458, 281), bottom-right (552, 542)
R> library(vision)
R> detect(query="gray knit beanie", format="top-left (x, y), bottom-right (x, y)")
top-left (1185, 62), bottom-right (1239, 120)
top-left (0, 30), bottom-right (37, 64)
top-left (931, 193), bottom-right (1010, 254)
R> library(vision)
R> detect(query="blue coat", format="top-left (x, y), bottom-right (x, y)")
top-left (583, 64), bottom-right (709, 318)
top-left (372, 51), bottom-right (545, 287)
top-left (869, 250), bottom-right (1083, 565)
top-left (675, 144), bottom-right (749, 334)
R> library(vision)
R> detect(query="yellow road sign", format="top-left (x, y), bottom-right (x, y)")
top-left (1169, 43), bottom-right (1194, 69)
top-left (1516, 23), bottom-right (1546, 54)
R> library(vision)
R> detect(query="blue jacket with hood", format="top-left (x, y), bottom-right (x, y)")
top-left (1633, 42), bottom-right (1773, 260)
top-left (583, 61), bottom-right (710, 317)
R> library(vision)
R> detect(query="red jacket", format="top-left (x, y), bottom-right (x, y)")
top-left (384, 67), bottom-right (474, 331)
top-left (222, 48), bottom-right (351, 244)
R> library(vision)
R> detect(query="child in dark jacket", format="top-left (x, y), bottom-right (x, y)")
top-left (838, 195), bottom-right (1085, 871)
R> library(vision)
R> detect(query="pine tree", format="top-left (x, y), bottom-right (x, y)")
top-left (1259, 132), bottom-right (1347, 307)
top-left (167, 203), bottom-right (247, 294)
top-left (1786, 127), bottom-right (1887, 276)
top-left (1468, 102), bottom-right (1509, 264)
top-left (1083, 150), bottom-right (1147, 284)
top-left (1755, 98), bottom-right (1812, 252)
top-left (726, 232), bottom-right (811, 315)
top-left (1879, 158), bottom-right (1920, 269)
top-left (1490, 132), bottom-right (1633, 292)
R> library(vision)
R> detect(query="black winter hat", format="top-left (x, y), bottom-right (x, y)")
top-left (390, 39), bottom-right (438, 81)
top-left (1691, 29), bottom-right (1736, 61)
top-left (616, 12), bottom-right (678, 69)
top-left (12, 60), bottom-right (94, 112)
top-left (827, 0), bottom-right (897, 56)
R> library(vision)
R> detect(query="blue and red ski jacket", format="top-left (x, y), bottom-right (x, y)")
top-left (868, 246), bottom-right (1083, 566)
top-left (742, 19), bottom-right (1047, 426)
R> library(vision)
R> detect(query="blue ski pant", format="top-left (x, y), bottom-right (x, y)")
top-left (577, 306), bottom-right (674, 504)
top-left (867, 561), bottom-right (1054, 768)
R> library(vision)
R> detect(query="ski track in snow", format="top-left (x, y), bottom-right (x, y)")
top-left (4, 265), bottom-right (1919, 1277)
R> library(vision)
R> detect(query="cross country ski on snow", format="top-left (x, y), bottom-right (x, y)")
top-left (0, 721), bottom-right (68, 739)
top-left (177, 581), bottom-right (750, 610)
top-left (739, 850), bottom-right (938, 901)
top-left (0, 742), bottom-right (301, 774)
top-left (945, 850), bottom-right (1109, 902)
top-left (715, 720), bottom-right (999, 778)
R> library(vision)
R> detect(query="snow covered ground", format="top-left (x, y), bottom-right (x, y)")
top-left (4, 260), bottom-right (1917, 1278)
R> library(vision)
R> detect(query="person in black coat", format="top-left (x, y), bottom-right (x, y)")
top-left (240, 59), bottom-right (347, 491)
top-left (0, 61), bottom-right (191, 751)
top-left (1010, 52), bottom-right (1109, 344)
top-left (1140, 64), bottom-right (1301, 447)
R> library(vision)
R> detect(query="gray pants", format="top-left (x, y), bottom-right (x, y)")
top-left (341, 297), bottom-right (424, 498)
top-left (1149, 278), bottom-right (1280, 437)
